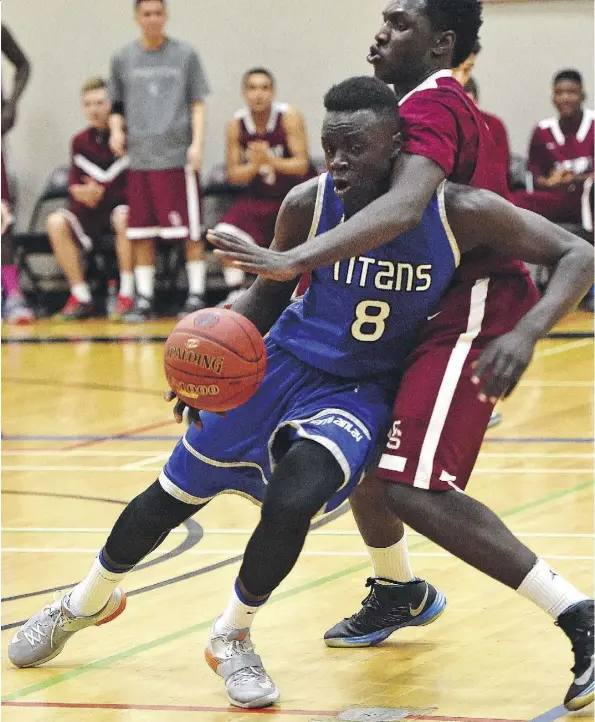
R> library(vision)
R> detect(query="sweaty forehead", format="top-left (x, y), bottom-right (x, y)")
top-left (383, 0), bottom-right (427, 20)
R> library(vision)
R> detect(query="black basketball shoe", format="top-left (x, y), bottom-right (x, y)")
top-left (324, 577), bottom-right (446, 647)
top-left (556, 599), bottom-right (594, 711)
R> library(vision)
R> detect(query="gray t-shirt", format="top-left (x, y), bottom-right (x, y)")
top-left (110, 38), bottom-right (210, 170)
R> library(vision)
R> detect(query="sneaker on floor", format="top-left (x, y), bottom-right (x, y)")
top-left (324, 578), bottom-right (447, 647)
top-left (8, 587), bottom-right (126, 668)
top-left (177, 293), bottom-right (206, 318)
top-left (205, 618), bottom-right (280, 709)
top-left (488, 411), bottom-right (502, 429)
top-left (108, 294), bottom-right (134, 321)
top-left (3, 294), bottom-right (34, 325)
top-left (121, 295), bottom-right (155, 323)
top-left (556, 599), bottom-right (594, 711)
top-left (52, 295), bottom-right (93, 321)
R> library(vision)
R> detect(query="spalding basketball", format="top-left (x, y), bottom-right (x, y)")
top-left (164, 308), bottom-right (267, 413)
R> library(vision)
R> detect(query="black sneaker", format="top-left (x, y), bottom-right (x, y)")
top-left (323, 578), bottom-right (447, 647)
top-left (121, 295), bottom-right (155, 323)
top-left (556, 599), bottom-right (594, 710)
top-left (177, 293), bottom-right (206, 318)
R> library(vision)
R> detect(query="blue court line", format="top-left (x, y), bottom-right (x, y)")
top-left (528, 705), bottom-right (568, 722)
top-left (1, 434), bottom-right (593, 444)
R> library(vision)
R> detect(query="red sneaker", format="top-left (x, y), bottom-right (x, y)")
top-left (52, 295), bottom-right (93, 321)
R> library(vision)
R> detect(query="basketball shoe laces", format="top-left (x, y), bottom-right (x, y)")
top-left (343, 577), bottom-right (415, 627)
top-left (221, 633), bottom-right (270, 685)
top-left (23, 596), bottom-right (65, 647)
top-left (556, 606), bottom-right (594, 677)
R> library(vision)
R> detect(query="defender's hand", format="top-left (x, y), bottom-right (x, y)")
top-left (208, 230), bottom-right (301, 281)
top-left (471, 329), bottom-right (538, 403)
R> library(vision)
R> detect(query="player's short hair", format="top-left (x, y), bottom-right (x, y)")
top-left (471, 39), bottom-right (482, 55)
top-left (81, 77), bottom-right (107, 95)
top-left (242, 67), bottom-right (275, 88)
top-left (324, 76), bottom-right (400, 120)
top-left (423, 0), bottom-right (483, 68)
top-left (464, 76), bottom-right (479, 99)
top-left (135, 0), bottom-right (165, 7)
top-left (554, 69), bottom-right (583, 87)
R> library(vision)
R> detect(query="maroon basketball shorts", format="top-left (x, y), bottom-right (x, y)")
top-left (376, 273), bottom-right (540, 492)
top-left (126, 167), bottom-right (202, 243)
top-left (56, 205), bottom-right (128, 252)
top-left (215, 196), bottom-right (283, 248)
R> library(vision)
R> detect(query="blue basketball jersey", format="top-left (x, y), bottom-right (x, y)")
top-left (269, 172), bottom-right (460, 378)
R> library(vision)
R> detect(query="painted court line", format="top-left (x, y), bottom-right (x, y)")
top-left (0, 701), bottom-right (527, 722)
top-left (535, 339), bottom-right (593, 358)
top-left (2, 479), bottom-right (591, 705)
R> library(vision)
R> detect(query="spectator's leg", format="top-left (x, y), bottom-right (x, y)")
top-left (47, 211), bottom-right (93, 320)
top-left (111, 207), bottom-right (134, 313)
top-left (132, 238), bottom-right (156, 300)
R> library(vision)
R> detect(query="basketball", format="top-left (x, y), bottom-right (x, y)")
top-left (164, 308), bottom-right (267, 413)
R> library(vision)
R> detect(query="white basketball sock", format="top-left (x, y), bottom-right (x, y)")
top-left (214, 579), bottom-right (268, 635)
top-left (134, 265), bottom-right (155, 299)
top-left (517, 558), bottom-right (588, 619)
top-left (68, 555), bottom-right (129, 617)
top-left (367, 535), bottom-right (415, 583)
top-left (186, 260), bottom-right (207, 296)
top-left (119, 271), bottom-right (134, 299)
top-left (223, 266), bottom-right (245, 288)
top-left (71, 282), bottom-right (92, 304)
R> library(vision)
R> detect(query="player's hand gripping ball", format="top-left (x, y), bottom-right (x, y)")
top-left (164, 308), bottom-right (267, 413)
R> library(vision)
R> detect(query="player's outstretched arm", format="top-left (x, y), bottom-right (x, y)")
top-left (209, 154), bottom-right (444, 280)
top-left (212, 177), bottom-right (319, 335)
top-left (447, 183), bottom-right (594, 400)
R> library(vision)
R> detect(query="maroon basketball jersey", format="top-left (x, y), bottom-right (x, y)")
top-left (68, 127), bottom-right (128, 216)
top-left (527, 110), bottom-right (594, 184)
top-left (400, 71), bottom-right (526, 280)
top-left (235, 102), bottom-right (302, 199)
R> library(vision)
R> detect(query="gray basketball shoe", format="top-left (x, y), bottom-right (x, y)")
top-left (8, 588), bottom-right (126, 668)
top-left (205, 618), bottom-right (280, 708)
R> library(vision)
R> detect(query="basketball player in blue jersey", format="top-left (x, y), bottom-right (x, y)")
top-left (9, 78), bottom-right (593, 711)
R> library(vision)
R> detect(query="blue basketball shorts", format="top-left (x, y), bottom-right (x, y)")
top-left (160, 340), bottom-right (393, 516)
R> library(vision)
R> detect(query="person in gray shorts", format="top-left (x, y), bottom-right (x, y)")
top-left (109, 0), bottom-right (210, 320)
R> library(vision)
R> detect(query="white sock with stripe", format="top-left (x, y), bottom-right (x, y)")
top-left (134, 265), bottom-right (155, 299)
top-left (68, 553), bottom-right (128, 617)
top-left (367, 535), bottom-right (415, 583)
top-left (214, 579), bottom-right (269, 635)
top-left (186, 260), bottom-right (207, 296)
top-left (517, 558), bottom-right (588, 619)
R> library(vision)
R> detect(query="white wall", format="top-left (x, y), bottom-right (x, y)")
top-left (2, 0), bottom-right (593, 226)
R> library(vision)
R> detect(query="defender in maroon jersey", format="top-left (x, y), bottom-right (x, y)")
top-left (209, 0), bottom-right (593, 710)
top-left (47, 78), bottom-right (132, 320)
